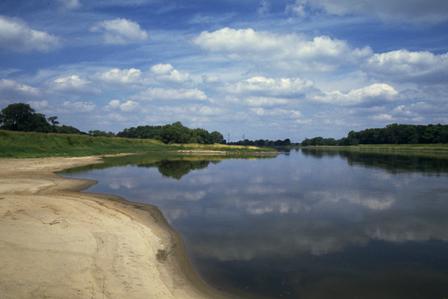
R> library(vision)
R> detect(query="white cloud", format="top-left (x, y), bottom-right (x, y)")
top-left (365, 50), bottom-right (448, 84)
top-left (150, 64), bottom-right (190, 82)
top-left (249, 107), bottom-right (310, 125)
top-left (286, 0), bottom-right (307, 17)
top-left (136, 88), bottom-right (208, 101)
top-left (302, 0), bottom-right (448, 23)
top-left (313, 83), bottom-right (398, 106)
top-left (0, 79), bottom-right (40, 97)
top-left (250, 107), bottom-right (307, 123)
top-left (62, 101), bottom-right (96, 112)
top-left (159, 105), bottom-right (224, 117)
top-left (0, 16), bottom-right (59, 52)
top-left (194, 27), bottom-right (371, 71)
top-left (56, 0), bottom-right (81, 10)
top-left (244, 97), bottom-right (293, 107)
top-left (91, 18), bottom-right (149, 45)
top-left (52, 75), bottom-right (89, 91)
top-left (371, 113), bottom-right (394, 122)
top-left (98, 68), bottom-right (141, 84)
top-left (27, 100), bottom-right (49, 110)
top-left (106, 99), bottom-right (138, 112)
top-left (228, 76), bottom-right (314, 96)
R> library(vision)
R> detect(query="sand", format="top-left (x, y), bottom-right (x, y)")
top-left (0, 156), bottom-right (231, 299)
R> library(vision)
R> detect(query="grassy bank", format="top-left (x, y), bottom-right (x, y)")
top-left (301, 144), bottom-right (448, 159)
top-left (0, 130), bottom-right (274, 158)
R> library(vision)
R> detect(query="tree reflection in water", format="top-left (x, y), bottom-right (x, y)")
top-left (65, 151), bottom-right (448, 299)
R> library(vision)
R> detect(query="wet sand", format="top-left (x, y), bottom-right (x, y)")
top-left (0, 156), bottom-right (231, 299)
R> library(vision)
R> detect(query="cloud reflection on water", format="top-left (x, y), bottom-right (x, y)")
top-left (69, 151), bottom-right (448, 299)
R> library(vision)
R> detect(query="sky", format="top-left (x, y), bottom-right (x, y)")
top-left (0, 0), bottom-right (447, 141)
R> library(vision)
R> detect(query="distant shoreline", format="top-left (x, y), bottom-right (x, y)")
top-left (0, 155), bottom-right (233, 299)
top-left (299, 144), bottom-right (448, 159)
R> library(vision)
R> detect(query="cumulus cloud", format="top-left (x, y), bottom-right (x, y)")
top-left (136, 88), bottom-right (208, 101)
top-left (150, 63), bottom-right (190, 82)
top-left (106, 99), bottom-right (138, 112)
top-left (243, 97), bottom-right (293, 107)
top-left (62, 100), bottom-right (95, 112)
top-left (372, 103), bottom-right (430, 123)
top-left (158, 105), bottom-right (224, 117)
top-left (302, 0), bottom-right (448, 23)
top-left (228, 76), bottom-right (314, 97)
top-left (365, 50), bottom-right (448, 84)
top-left (52, 75), bottom-right (90, 91)
top-left (0, 79), bottom-right (40, 98)
top-left (193, 27), bottom-right (371, 71)
top-left (98, 68), bottom-right (141, 84)
top-left (91, 18), bottom-right (149, 45)
top-left (0, 16), bottom-right (59, 52)
top-left (250, 108), bottom-right (308, 123)
top-left (371, 113), bottom-right (394, 122)
top-left (313, 83), bottom-right (398, 106)
top-left (27, 100), bottom-right (49, 110)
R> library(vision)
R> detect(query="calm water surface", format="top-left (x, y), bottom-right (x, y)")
top-left (66, 150), bottom-right (448, 299)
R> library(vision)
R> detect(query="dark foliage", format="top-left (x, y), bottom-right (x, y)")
top-left (55, 125), bottom-right (84, 134)
top-left (229, 138), bottom-right (292, 147)
top-left (154, 160), bottom-right (211, 180)
top-left (0, 103), bottom-right (52, 132)
top-left (117, 121), bottom-right (225, 144)
top-left (0, 103), bottom-right (86, 134)
top-left (88, 130), bottom-right (116, 137)
top-left (302, 124), bottom-right (448, 146)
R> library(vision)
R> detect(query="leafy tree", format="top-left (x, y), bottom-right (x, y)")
top-left (88, 130), bottom-right (115, 137)
top-left (117, 122), bottom-right (226, 144)
top-left (47, 116), bottom-right (59, 126)
top-left (210, 131), bottom-right (225, 144)
top-left (0, 103), bottom-right (52, 132)
top-left (55, 125), bottom-right (83, 134)
top-left (229, 138), bottom-right (293, 147)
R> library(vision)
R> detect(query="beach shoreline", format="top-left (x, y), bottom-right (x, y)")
top-left (0, 156), bottom-right (231, 299)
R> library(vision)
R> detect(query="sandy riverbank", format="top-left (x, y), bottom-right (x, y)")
top-left (0, 156), bottom-right (230, 299)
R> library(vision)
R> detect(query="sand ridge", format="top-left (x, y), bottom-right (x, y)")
top-left (0, 156), bottom-right (231, 299)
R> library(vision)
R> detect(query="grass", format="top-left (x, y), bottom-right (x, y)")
top-left (0, 130), bottom-right (275, 158)
top-left (301, 144), bottom-right (448, 159)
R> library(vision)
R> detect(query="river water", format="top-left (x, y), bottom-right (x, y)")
top-left (65, 149), bottom-right (448, 299)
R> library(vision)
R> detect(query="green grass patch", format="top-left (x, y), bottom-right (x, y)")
top-left (0, 130), bottom-right (275, 158)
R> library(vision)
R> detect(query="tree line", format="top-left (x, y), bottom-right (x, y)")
top-left (4, 103), bottom-right (447, 147)
top-left (302, 124), bottom-right (448, 146)
top-left (116, 122), bottom-right (225, 144)
top-left (229, 139), bottom-right (292, 147)
top-left (0, 103), bottom-right (225, 144)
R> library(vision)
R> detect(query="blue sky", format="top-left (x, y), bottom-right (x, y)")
top-left (1, 0), bottom-right (447, 141)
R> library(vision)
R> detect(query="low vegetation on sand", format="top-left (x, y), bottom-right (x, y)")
top-left (0, 130), bottom-right (274, 158)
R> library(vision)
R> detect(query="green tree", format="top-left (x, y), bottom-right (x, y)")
top-left (210, 131), bottom-right (225, 144)
top-left (47, 116), bottom-right (59, 126)
top-left (0, 103), bottom-right (51, 132)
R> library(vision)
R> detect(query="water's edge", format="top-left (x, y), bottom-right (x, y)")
top-left (58, 156), bottom-right (239, 299)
